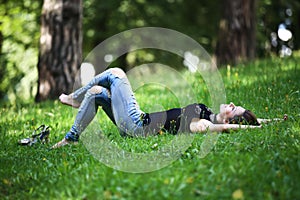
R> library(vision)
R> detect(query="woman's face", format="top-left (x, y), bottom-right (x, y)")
top-left (220, 102), bottom-right (246, 119)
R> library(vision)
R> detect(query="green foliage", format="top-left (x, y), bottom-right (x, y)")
top-left (257, 0), bottom-right (300, 56)
top-left (82, 0), bottom-right (221, 56)
top-left (0, 0), bottom-right (42, 102)
top-left (0, 57), bottom-right (299, 199)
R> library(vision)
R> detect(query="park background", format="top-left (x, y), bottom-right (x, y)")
top-left (0, 0), bottom-right (300, 199)
top-left (0, 0), bottom-right (299, 102)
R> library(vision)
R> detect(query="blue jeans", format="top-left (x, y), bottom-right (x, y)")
top-left (65, 69), bottom-right (145, 141)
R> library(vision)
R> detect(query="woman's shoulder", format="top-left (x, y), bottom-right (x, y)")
top-left (184, 103), bottom-right (214, 116)
top-left (185, 103), bottom-right (209, 109)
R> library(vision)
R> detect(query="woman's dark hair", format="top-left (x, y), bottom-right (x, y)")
top-left (229, 110), bottom-right (260, 126)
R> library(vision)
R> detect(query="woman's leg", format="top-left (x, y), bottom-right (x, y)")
top-left (59, 69), bottom-right (115, 108)
top-left (52, 68), bottom-right (145, 148)
top-left (109, 74), bottom-right (144, 136)
top-left (65, 86), bottom-right (114, 140)
top-left (52, 86), bottom-right (113, 148)
top-left (93, 68), bottom-right (144, 136)
top-left (80, 68), bottom-right (144, 136)
top-left (95, 88), bottom-right (115, 124)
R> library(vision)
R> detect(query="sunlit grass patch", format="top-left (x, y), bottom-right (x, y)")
top-left (0, 57), bottom-right (299, 199)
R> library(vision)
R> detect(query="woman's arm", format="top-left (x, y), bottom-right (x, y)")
top-left (257, 114), bottom-right (288, 124)
top-left (190, 118), bottom-right (261, 133)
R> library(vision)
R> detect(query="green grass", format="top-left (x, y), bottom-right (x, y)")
top-left (0, 56), bottom-right (300, 199)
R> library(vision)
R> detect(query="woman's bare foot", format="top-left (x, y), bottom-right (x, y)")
top-left (59, 94), bottom-right (80, 108)
top-left (51, 138), bottom-right (78, 149)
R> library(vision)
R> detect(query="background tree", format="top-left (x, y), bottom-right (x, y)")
top-left (216, 0), bottom-right (257, 65)
top-left (35, 0), bottom-right (82, 101)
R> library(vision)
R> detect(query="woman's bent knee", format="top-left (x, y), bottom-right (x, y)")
top-left (110, 68), bottom-right (126, 78)
top-left (88, 86), bottom-right (103, 94)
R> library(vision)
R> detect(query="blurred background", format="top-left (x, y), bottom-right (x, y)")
top-left (0, 0), bottom-right (299, 103)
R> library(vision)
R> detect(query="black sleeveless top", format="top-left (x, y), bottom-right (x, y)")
top-left (142, 103), bottom-right (214, 135)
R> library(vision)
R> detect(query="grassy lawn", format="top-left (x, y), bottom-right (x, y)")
top-left (0, 56), bottom-right (299, 199)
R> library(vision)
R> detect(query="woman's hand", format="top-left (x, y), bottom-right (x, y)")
top-left (257, 114), bottom-right (288, 124)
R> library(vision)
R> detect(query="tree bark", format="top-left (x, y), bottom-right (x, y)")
top-left (36, 0), bottom-right (82, 102)
top-left (216, 0), bottom-right (256, 66)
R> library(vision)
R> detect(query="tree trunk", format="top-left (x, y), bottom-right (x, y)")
top-left (216, 0), bottom-right (256, 65)
top-left (36, 0), bottom-right (82, 102)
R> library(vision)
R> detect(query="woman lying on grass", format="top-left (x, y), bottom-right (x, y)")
top-left (52, 68), bottom-right (281, 149)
